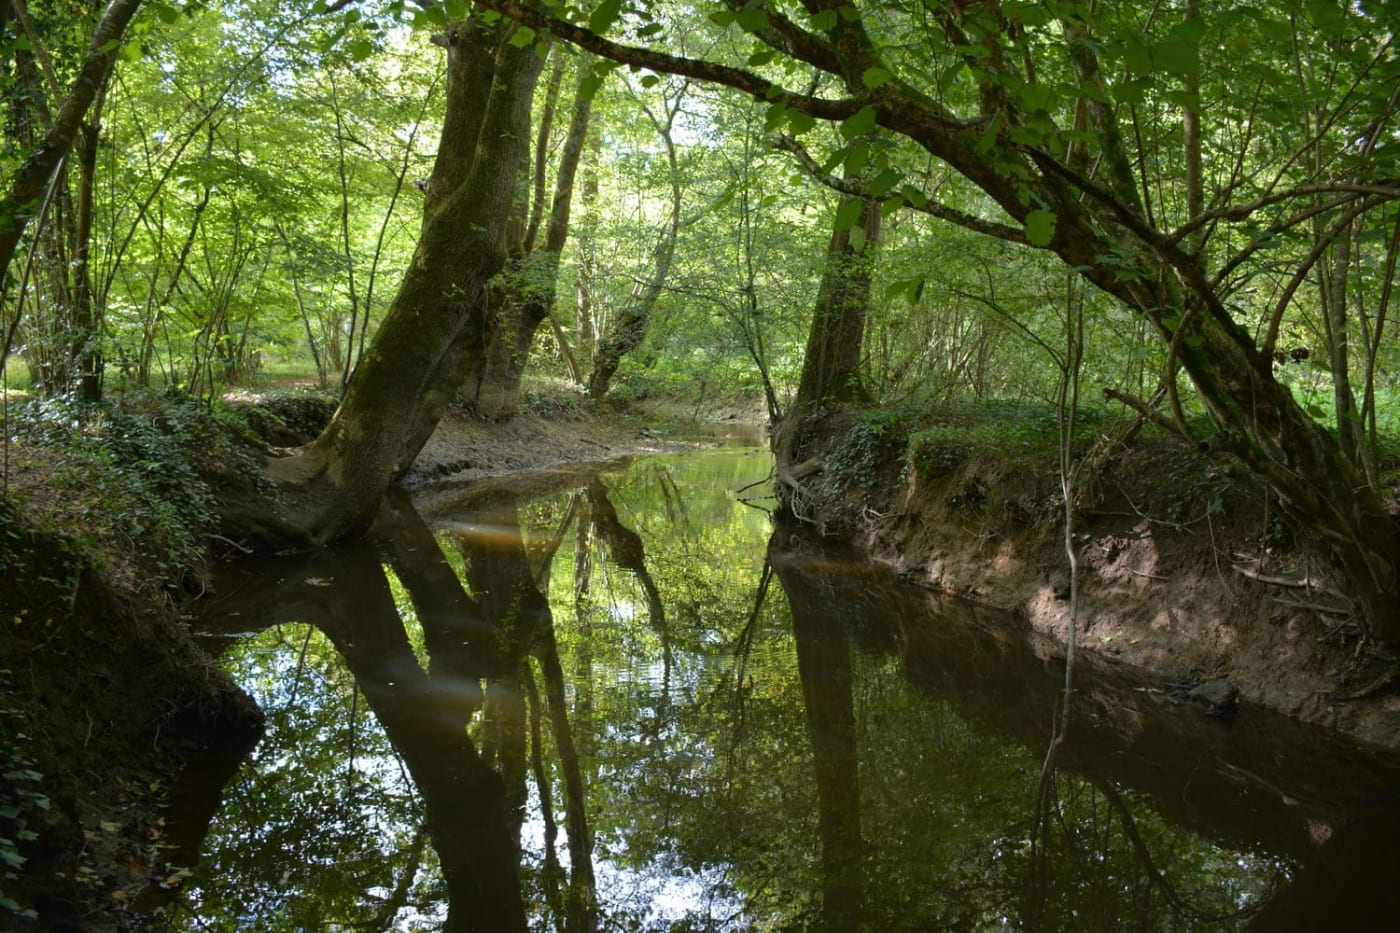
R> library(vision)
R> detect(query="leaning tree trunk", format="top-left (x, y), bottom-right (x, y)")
top-left (0, 0), bottom-right (141, 291)
top-left (251, 17), bottom-right (547, 547)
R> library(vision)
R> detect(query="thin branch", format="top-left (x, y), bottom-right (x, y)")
top-left (773, 134), bottom-right (1028, 243)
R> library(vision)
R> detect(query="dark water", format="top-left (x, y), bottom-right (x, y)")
top-left (170, 447), bottom-right (1400, 931)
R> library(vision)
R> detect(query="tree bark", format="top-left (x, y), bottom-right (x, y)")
top-left (793, 191), bottom-right (879, 408)
top-left (255, 18), bottom-right (546, 545)
top-left (464, 58), bottom-right (595, 420)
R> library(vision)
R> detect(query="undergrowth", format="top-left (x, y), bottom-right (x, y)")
top-left (0, 670), bottom-right (46, 923)
top-left (1, 391), bottom-right (263, 595)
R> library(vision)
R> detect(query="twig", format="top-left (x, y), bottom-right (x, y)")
top-left (1232, 563), bottom-right (1348, 602)
top-left (1269, 595), bottom-right (1351, 617)
top-left (206, 532), bottom-right (255, 554)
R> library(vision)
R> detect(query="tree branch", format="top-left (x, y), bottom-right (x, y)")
top-left (772, 134), bottom-right (1027, 243)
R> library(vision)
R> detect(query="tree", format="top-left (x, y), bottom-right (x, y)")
top-left (242, 9), bottom-right (550, 545)
top-left (461, 48), bottom-right (595, 420)
top-left (0, 0), bottom-right (144, 385)
top-left (470, 0), bottom-right (1400, 641)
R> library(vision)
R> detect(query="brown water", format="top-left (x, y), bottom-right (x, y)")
top-left (168, 447), bottom-right (1400, 931)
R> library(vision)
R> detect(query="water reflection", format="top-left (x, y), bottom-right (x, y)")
top-left (177, 448), bottom-right (1400, 931)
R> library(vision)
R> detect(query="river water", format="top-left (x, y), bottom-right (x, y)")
top-left (172, 446), bottom-right (1400, 931)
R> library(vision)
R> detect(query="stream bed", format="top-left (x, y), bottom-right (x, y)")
top-left (169, 446), bottom-right (1400, 931)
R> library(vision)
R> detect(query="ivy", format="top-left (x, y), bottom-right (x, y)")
top-left (0, 673), bottom-right (46, 922)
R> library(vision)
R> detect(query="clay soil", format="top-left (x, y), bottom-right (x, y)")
top-left (790, 410), bottom-right (1400, 749)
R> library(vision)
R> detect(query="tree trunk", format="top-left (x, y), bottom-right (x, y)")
top-left (464, 58), bottom-right (595, 420)
top-left (793, 192), bottom-right (879, 408)
top-left (251, 18), bottom-right (546, 546)
top-left (0, 0), bottom-right (141, 289)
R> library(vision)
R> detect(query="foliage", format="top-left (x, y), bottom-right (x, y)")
top-left (519, 376), bottom-right (588, 421)
top-left (0, 671), bottom-right (47, 922)
top-left (1, 392), bottom-right (258, 590)
top-left (826, 409), bottom-right (909, 493)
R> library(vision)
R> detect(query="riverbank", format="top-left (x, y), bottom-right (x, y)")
top-left (779, 402), bottom-right (1400, 749)
top-left (0, 389), bottom-right (745, 930)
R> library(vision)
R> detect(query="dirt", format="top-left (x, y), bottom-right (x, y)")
top-left (788, 413), bottom-right (1400, 750)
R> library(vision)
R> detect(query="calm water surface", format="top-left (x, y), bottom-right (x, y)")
top-left (174, 447), bottom-right (1400, 931)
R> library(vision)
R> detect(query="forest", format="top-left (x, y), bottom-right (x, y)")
top-left (2, 0), bottom-right (1399, 928)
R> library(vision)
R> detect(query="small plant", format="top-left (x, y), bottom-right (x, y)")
top-left (828, 410), bottom-right (908, 492)
top-left (0, 671), bottom-right (46, 922)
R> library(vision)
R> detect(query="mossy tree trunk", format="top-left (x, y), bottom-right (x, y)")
top-left (252, 15), bottom-right (547, 546)
top-left (462, 54), bottom-right (596, 420)
top-left (773, 186), bottom-right (880, 497)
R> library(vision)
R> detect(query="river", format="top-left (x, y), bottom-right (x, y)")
top-left (167, 445), bottom-right (1400, 931)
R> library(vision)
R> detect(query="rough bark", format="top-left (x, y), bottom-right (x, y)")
top-left (464, 58), bottom-right (595, 420)
top-left (793, 192), bottom-right (879, 408)
top-left (254, 19), bottom-right (546, 545)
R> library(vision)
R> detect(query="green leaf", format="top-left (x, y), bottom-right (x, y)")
top-left (787, 109), bottom-right (816, 135)
top-left (709, 10), bottom-right (737, 28)
top-left (639, 74), bottom-right (660, 88)
top-left (848, 226), bottom-right (867, 251)
top-left (839, 105), bottom-right (877, 140)
top-left (1168, 17), bottom-right (1208, 43)
top-left (834, 198), bottom-right (864, 232)
top-left (867, 167), bottom-right (901, 197)
top-left (579, 72), bottom-right (607, 102)
top-left (445, 0), bottom-right (469, 17)
top-left (862, 66), bottom-right (893, 90)
top-left (899, 184), bottom-right (928, 208)
top-left (153, 2), bottom-right (182, 25)
top-left (508, 26), bottom-right (536, 48)
top-left (844, 141), bottom-right (869, 175)
top-left (811, 9), bottom-right (838, 30)
top-left (589, 0), bottom-right (623, 35)
top-left (118, 41), bottom-right (144, 63)
top-left (737, 8), bottom-right (771, 32)
top-left (1153, 39), bottom-right (1199, 76)
top-left (764, 102), bottom-right (789, 133)
top-left (347, 38), bottom-right (374, 61)
top-left (1024, 209), bottom-right (1057, 246)
top-left (748, 48), bottom-right (778, 67)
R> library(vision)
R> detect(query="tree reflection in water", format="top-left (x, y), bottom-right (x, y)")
top-left (176, 449), bottom-right (1400, 931)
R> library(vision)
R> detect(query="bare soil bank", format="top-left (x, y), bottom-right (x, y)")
top-left (784, 409), bottom-right (1400, 749)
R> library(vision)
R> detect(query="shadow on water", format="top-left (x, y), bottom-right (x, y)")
top-left (163, 448), bottom-right (1400, 931)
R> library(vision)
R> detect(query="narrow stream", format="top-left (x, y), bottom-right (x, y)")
top-left (171, 446), bottom-right (1400, 931)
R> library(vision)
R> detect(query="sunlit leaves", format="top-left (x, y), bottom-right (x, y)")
top-left (588, 0), bottom-right (624, 35)
top-left (861, 66), bottom-right (893, 91)
top-left (833, 197), bottom-right (864, 233)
